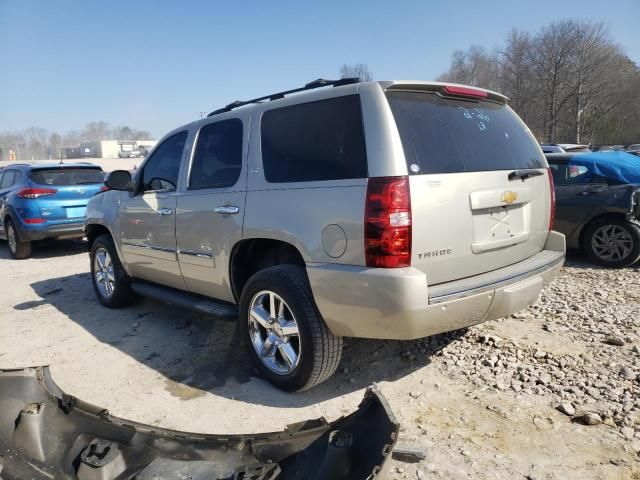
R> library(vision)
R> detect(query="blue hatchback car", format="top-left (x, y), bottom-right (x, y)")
top-left (0, 162), bottom-right (106, 258)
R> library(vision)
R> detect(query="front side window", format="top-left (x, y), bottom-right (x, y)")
top-left (142, 131), bottom-right (188, 191)
top-left (189, 119), bottom-right (243, 189)
top-left (260, 95), bottom-right (367, 183)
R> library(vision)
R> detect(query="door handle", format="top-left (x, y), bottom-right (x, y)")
top-left (155, 208), bottom-right (173, 215)
top-left (214, 205), bottom-right (239, 215)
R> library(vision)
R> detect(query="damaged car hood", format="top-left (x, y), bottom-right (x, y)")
top-left (0, 367), bottom-right (398, 479)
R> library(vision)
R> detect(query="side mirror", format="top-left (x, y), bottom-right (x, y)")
top-left (106, 170), bottom-right (134, 191)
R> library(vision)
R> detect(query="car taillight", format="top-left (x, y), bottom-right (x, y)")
top-left (23, 218), bottom-right (46, 224)
top-left (365, 176), bottom-right (412, 268)
top-left (16, 188), bottom-right (57, 199)
top-left (547, 168), bottom-right (556, 231)
top-left (99, 185), bottom-right (110, 192)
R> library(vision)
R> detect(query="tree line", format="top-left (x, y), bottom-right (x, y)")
top-left (437, 20), bottom-right (640, 145)
top-left (0, 122), bottom-right (153, 161)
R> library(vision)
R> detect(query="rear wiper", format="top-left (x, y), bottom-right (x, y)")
top-left (508, 169), bottom-right (545, 181)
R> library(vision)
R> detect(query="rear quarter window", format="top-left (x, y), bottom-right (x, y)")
top-left (386, 91), bottom-right (546, 174)
top-left (260, 95), bottom-right (367, 183)
top-left (29, 168), bottom-right (104, 186)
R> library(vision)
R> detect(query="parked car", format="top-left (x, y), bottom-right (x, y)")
top-left (540, 143), bottom-right (591, 154)
top-left (0, 162), bottom-right (106, 259)
top-left (85, 79), bottom-right (565, 391)
top-left (546, 152), bottom-right (640, 267)
top-left (626, 144), bottom-right (640, 157)
top-left (595, 145), bottom-right (626, 152)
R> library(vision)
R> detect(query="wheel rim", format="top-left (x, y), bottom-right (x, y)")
top-left (7, 224), bottom-right (17, 254)
top-left (248, 290), bottom-right (301, 375)
top-left (591, 224), bottom-right (633, 261)
top-left (93, 248), bottom-right (116, 298)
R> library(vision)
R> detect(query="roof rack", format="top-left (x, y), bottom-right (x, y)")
top-left (207, 77), bottom-right (360, 117)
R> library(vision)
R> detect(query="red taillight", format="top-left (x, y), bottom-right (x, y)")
top-left (17, 188), bottom-right (57, 199)
top-left (547, 168), bottom-right (556, 231)
top-left (365, 176), bottom-right (412, 268)
top-left (99, 185), bottom-right (110, 192)
top-left (442, 85), bottom-right (488, 98)
top-left (23, 218), bottom-right (46, 224)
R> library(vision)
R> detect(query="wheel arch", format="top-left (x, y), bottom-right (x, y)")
top-left (229, 238), bottom-right (306, 302)
top-left (85, 223), bottom-right (113, 251)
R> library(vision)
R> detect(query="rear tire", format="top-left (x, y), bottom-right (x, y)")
top-left (583, 219), bottom-right (640, 268)
top-left (6, 219), bottom-right (31, 259)
top-left (90, 234), bottom-right (138, 308)
top-left (239, 265), bottom-right (343, 391)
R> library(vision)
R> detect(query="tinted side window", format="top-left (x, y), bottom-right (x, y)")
top-left (261, 95), bottom-right (367, 183)
top-left (550, 162), bottom-right (602, 185)
top-left (142, 131), bottom-right (188, 191)
top-left (0, 170), bottom-right (17, 189)
top-left (0, 172), bottom-right (5, 189)
top-left (189, 119), bottom-right (243, 189)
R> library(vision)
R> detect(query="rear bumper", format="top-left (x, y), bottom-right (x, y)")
top-left (15, 221), bottom-right (85, 241)
top-left (307, 230), bottom-right (565, 340)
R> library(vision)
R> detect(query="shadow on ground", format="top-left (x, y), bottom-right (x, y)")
top-left (0, 238), bottom-right (87, 260)
top-left (23, 270), bottom-right (464, 407)
top-left (564, 247), bottom-right (640, 270)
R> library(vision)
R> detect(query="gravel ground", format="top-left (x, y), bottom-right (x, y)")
top-left (0, 239), bottom-right (638, 479)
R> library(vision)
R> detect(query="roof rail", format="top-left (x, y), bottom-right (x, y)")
top-left (207, 77), bottom-right (360, 117)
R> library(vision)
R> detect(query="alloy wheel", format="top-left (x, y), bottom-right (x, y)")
top-left (93, 248), bottom-right (116, 298)
top-left (591, 224), bottom-right (633, 262)
top-left (248, 290), bottom-right (301, 375)
top-left (7, 224), bottom-right (16, 254)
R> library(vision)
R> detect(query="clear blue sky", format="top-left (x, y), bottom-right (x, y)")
top-left (1, 0), bottom-right (638, 138)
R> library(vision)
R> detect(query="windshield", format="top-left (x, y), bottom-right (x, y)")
top-left (386, 91), bottom-right (546, 174)
top-left (29, 167), bottom-right (104, 186)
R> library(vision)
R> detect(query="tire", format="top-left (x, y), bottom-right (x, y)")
top-left (582, 218), bottom-right (640, 268)
top-left (6, 219), bottom-right (31, 259)
top-left (239, 265), bottom-right (343, 391)
top-left (90, 234), bottom-right (138, 308)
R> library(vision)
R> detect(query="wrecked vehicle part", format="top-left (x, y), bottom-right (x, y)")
top-left (0, 367), bottom-right (398, 479)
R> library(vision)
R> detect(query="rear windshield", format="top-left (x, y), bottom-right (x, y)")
top-left (29, 168), bottom-right (104, 186)
top-left (386, 91), bottom-right (545, 174)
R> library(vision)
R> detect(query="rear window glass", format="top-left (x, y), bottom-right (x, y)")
top-left (261, 95), bottom-right (367, 183)
top-left (29, 168), bottom-right (104, 186)
top-left (386, 91), bottom-right (545, 174)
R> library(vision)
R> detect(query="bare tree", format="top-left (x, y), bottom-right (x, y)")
top-left (48, 132), bottom-right (62, 159)
top-left (81, 121), bottom-right (112, 143)
top-left (438, 46), bottom-right (500, 91)
top-left (339, 63), bottom-right (373, 81)
top-left (498, 29), bottom-right (533, 122)
top-left (437, 19), bottom-right (640, 145)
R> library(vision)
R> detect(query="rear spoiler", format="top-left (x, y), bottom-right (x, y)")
top-left (381, 81), bottom-right (509, 104)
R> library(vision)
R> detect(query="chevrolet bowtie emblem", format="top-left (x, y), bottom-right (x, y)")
top-left (501, 191), bottom-right (518, 204)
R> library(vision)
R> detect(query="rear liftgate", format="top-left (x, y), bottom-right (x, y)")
top-left (0, 367), bottom-right (398, 480)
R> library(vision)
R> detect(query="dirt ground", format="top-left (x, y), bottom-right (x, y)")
top-left (0, 238), bottom-right (639, 479)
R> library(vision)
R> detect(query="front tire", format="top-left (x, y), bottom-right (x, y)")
top-left (6, 219), bottom-right (31, 259)
top-left (583, 219), bottom-right (640, 268)
top-left (90, 234), bottom-right (138, 308)
top-left (239, 265), bottom-right (343, 391)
